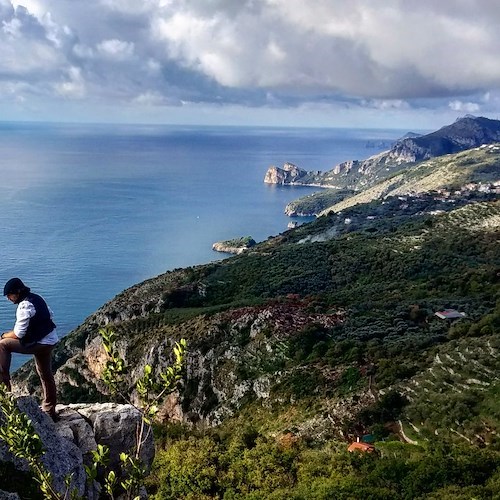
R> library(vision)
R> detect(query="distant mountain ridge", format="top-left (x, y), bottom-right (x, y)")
top-left (264, 115), bottom-right (500, 190)
top-left (388, 115), bottom-right (500, 162)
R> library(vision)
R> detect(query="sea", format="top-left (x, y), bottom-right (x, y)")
top-left (0, 122), bottom-right (406, 371)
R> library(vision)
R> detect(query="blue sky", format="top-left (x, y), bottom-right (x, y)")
top-left (2, 0), bottom-right (500, 129)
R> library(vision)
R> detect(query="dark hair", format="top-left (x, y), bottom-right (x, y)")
top-left (3, 277), bottom-right (30, 296)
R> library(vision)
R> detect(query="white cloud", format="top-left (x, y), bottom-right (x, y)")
top-left (96, 39), bottom-right (135, 61)
top-left (73, 43), bottom-right (94, 59)
top-left (11, 0), bottom-right (43, 17)
top-left (0, 39), bottom-right (60, 75)
top-left (448, 100), bottom-right (480, 113)
top-left (1, 0), bottom-right (500, 125)
top-left (149, 1), bottom-right (500, 99)
top-left (54, 66), bottom-right (86, 98)
top-left (133, 90), bottom-right (166, 105)
top-left (2, 16), bottom-right (21, 37)
top-left (363, 99), bottom-right (410, 110)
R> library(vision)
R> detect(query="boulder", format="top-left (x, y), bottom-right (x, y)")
top-left (0, 397), bottom-right (154, 499)
top-left (0, 397), bottom-right (89, 498)
top-left (0, 491), bottom-right (19, 500)
top-left (59, 402), bottom-right (155, 473)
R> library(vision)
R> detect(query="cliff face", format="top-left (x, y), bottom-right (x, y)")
top-left (263, 162), bottom-right (303, 184)
top-left (264, 162), bottom-right (324, 186)
top-left (15, 299), bottom-right (349, 429)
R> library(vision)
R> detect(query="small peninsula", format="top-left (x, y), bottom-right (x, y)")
top-left (212, 236), bottom-right (256, 254)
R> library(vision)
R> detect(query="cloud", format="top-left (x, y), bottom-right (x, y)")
top-left (149, 0), bottom-right (500, 100)
top-left (54, 66), bottom-right (86, 98)
top-left (96, 38), bottom-right (135, 61)
top-left (1, 0), bottom-right (500, 123)
top-left (363, 99), bottom-right (411, 111)
top-left (0, 3), bottom-right (66, 82)
top-left (448, 100), bottom-right (480, 113)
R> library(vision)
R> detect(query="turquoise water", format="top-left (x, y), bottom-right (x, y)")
top-left (0, 122), bottom-right (404, 370)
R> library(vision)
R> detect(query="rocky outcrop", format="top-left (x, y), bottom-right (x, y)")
top-left (0, 397), bottom-right (90, 498)
top-left (0, 398), bottom-right (153, 499)
top-left (264, 162), bottom-right (323, 186)
top-left (212, 237), bottom-right (256, 254)
top-left (0, 492), bottom-right (18, 500)
top-left (13, 298), bottom-right (345, 429)
top-left (212, 243), bottom-right (247, 254)
top-left (333, 159), bottom-right (359, 175)
top-left (58, 402), bottom-right (154, 475)
top-left (264, 162), bottom-right (304, 184)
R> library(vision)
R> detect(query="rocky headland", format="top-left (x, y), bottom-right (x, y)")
top-left (264, 115), bottom-right (500, 193)
top-left (212, 236), bottom-right (256, 254)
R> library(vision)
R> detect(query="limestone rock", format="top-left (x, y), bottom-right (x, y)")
top-left (60, 402), bottom-right (155, 473)
top-left (0, 396), bottom-right (90, 498)
top-left (0, 491), bottom-right (19, 500)
top-left (212, 237), bottom-right (256, 255)
top-left (0, 397), bottom-right (154, 499)
top-left (264, 162), bottom-right (309, 184)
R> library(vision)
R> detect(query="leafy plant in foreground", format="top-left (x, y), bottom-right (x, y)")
top-left (88, 327), bottom-right (187, 499)
top-left (0, 329), bottom-right (187, 500)
top-left (0, 383), bottom-right (63, 500)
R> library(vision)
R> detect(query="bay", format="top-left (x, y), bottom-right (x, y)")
top-left (0, 122), bottom-right (405, 370)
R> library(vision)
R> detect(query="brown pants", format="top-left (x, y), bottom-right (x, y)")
top-left (0, 338), bottom-right (56, 415)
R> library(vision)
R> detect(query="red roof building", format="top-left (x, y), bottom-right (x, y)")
top-left (347, 442), bottom-right (376, 453)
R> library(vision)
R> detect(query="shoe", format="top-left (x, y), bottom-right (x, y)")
top-left (40, 408), bottom-right (59, 422)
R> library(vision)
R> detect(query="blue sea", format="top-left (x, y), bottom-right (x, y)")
top-left (0, 122), bottom-right (405, 370)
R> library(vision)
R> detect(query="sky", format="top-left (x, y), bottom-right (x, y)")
top-left (1, 0), bottom-right (500, 129)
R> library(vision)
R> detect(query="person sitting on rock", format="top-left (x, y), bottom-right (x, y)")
top-left (0, 277), bottom-right (58, 421)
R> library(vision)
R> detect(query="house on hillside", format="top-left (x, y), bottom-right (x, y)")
top-left (347, 441), bottom-right (376, 453)
top-left (435, 309), bottom-right (466, 320)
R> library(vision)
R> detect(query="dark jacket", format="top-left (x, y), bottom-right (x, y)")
top-left (20, 293), bottom-right (56, 347)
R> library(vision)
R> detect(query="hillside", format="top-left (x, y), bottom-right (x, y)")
top-left (285, 142), bottom-right (500, 217)
top-left (320, 143), bottom-right (500, 216)
top-left (14, 197), bottom-right (499, 437)
top-left (10, 142), bottom-right (500, 498)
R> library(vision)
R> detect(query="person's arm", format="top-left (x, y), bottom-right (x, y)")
top-left (14, 301), bottom-right (35, 338)
top-left (0, 330), bottom-right (17, 340)
top-left (2, 302), bottom-right (36, 341)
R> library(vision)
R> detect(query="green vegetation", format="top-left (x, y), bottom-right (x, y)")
top-left (319, 145), bottom-right (500, 214)
top-left (122, 197), bottom-right (500, 497)
top-left (141, 197), bottom-right (499, 497)
top-left (11, 146), bottom-right (500, 498)
top-left (0, 384), bottom-right (63, 500)
top-left (285, 189), bottom-right (354, 216)
top-left (231, 236), bottom-right (256, 247)
top-left (216, 236), bottom-right (256, 249)
top-left (144, 426), bottom-right (500, 500)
